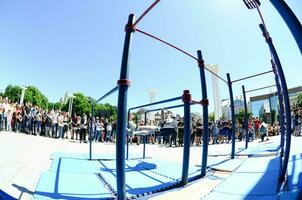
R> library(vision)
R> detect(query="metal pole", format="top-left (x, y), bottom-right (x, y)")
top-left (271, 60), bottom-right (285, 156)
top-left (259, 24), bottom-right (291, 183)
top-left (126, 110), bottom-right (130, 160)
top-left (227, 73), bottom-right (236, 159)
top-left (89, 99), bottom-right (94, 160)
top-left (116, 14), bottom-right (135, 200)
top-left (181, 90), bottom-right (191, 185)
top-left (143, 112), bottom-right (147, 159)
top-left (270, 0), bottom-right (302, 54)
top-left (197, 50), bottom-right (209, 177)
top-left (242, 86), bottom-right (249, 149)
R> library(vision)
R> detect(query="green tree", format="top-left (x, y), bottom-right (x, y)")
top-left (297, 93), bottom-right (302, 108)
top-left (209, 112), bottom-right (215, 122)
top-left (235, 109), bottom-right (251, 124)
top-left (72, 93), bottom-right (91, 116)
top-left (4, 85), bottom-right (22, 103)
top-left (24, 86), bottom-right (49, 109)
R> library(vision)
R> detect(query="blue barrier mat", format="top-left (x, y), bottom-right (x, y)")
top-left (50, 152), bottom-right (86, 160)
top-left (34, 172), bottom-right (114, 199)
top-left (203, 192), bottom-right (277, 200)
top-left (99, 170), bottom-right (178, 198)
top-left (235, 156), bottom-right (280, 173)
top-left (150, 164), bottom-right (201, 181)
top-left (50, 157), bottom-right (101, 174)
top-left (208, 158), bottom-right (245, 172)
top-left (51, 152), bottom-right (143, 160)
top-left (0, 190), bottom-right (17, 200)
top-left (279, 189), bottom-right (301, 200)
top-left (213, 172), bottom-right (278, 196)
top-left (287, 154), bottom-right (302, 190)
top-left (236, 142), bottom-right (279, 156)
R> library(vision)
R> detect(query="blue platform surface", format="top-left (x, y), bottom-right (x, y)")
top-left (50, 157), bottom-right (101, 174)
top-left (208, 158), bottom-right (245, 172)
top-left (203, 192), bottom-right (277, 200)
top-left (99, 170), bottom-right (178, 198)
top-left (235, 142), bottom-right (279, 156)
top-left (0, 190), bottom-right (17, 200)
top-left (50, 152), bottom-right (143, 160)
top-left (212, 171), bottom-right (278, 196)
top-left (235, 156), bottom-right (280, 173)
top-left (279, 189), bottom-right (302, 200)
top-left (287, 153), bottom-right (302, 190)
top-left (34, 172), bottom-right (114, 199)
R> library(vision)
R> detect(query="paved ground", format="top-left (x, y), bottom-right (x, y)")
top-left (0, 131), bottom-right (283, 200)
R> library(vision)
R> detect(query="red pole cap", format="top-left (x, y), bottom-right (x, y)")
top-left (182, 90), bottom-right (191, 102)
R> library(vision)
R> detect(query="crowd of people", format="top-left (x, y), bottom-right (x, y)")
top-left (0, 97), bottom-right (116, 143)
top-left (1, 96), bottom-right (301, 147)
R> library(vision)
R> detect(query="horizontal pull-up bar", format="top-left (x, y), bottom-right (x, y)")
top-left (129, 96), bottom-right (182, 111)
top-left (145, 102), bottom-right (197, 114)
top-left (245, 84), bottom-right (276, 93)
top-left (135, 28), bottom-right (228, 84)
top-left (96, 86), bottom-right (119, 103)
top-left (231, 70), bottom-right (273, 83)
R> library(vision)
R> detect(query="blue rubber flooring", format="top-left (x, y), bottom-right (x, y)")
top-left (287, 153), bottom-right (302, 190)
top-left (235, 156), bottom-right (281, 173)
top-left (50, 158), bottom-right (101, 174)
top-left (34, 172), bottom-right (114, 199)
top-left (50, 152), bottom-right (143, 160)
top-left (279, 189), bottom-right (302, 200)
top-left (208, 158), bottom-right (245, 172)
top-left (236, 142), bottom-right (279, 156)
top-left (203, 192), bottom-right (277, 200)
top-left (213, 171), bottom-right (279, 196)
top-left (99, 170), bottom-right (178, 198)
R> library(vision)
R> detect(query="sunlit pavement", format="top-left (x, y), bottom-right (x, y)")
top-left (0, 131), bottom-right (282, 199)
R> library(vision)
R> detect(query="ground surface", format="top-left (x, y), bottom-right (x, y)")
top-left (0, 131), bottom-right (300, 200)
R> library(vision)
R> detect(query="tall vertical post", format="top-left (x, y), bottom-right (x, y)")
top-left (271, 60), bottom-right (285, 156)
top-left (116, 14), bottom-right (135, 200)
top-left (143, 112), bottom-right (147, 159)
top-left (126, 110), bottom-right (130, 160)
top-left (270, 0), bottom-right (302, 54)
top-left (242, 85), bottom-right (249, 149)
top-left (259, 24), bottom-right (291, 183)
top-left (89, 100), bottom-right (95, 160)
top-left (197, 50), bottom-right (209, 177)
top-left (227, 73), bottom-right (236, 159)
top-left (181, 90), bottom-right (191, 185)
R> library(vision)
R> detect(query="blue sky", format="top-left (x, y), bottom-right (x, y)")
top-left (0, 0), bottom-right (301, 113)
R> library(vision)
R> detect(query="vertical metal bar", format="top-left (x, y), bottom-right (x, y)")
top-left (197, 50), bottom-right (209, 177)
top-left (227, 73), bottom-right (236, 159)
top-left (242, 85), bottom-right (249, 149)
top-left (143, 112), bottom-right (147, 159)
top-left (89, 99), bottom-right (94, 160)
top-left (271, 60), bottom-right (285, 156)
top-left (126, 110), bottom-right (130, 160)
top-left (181, 90), bottom-right (191, 185)
top-left (116, 14), bottom-right (135, 200)
top-left (259, 24), bottom-right (291, 183)
top-left (270, 0), bottom-right (302, 54)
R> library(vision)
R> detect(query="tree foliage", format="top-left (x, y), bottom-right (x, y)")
top-left (235, 109), bottom-right (251, 124)
top-left (24, 86), bottom-right (48, 109)
top-left (4, 85), bottom-right (22, 103)
top-left (209, 112), bottom-right (215, 122)
top-left (298, 93), bottom-right (302, 108)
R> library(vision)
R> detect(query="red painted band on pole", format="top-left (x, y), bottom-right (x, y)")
top-left (133, 0), bottom-right (161, 27)
top-left (117, 79), bottom-right (131, 86)
top-left (182, 90), bottom-right (192, 103)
